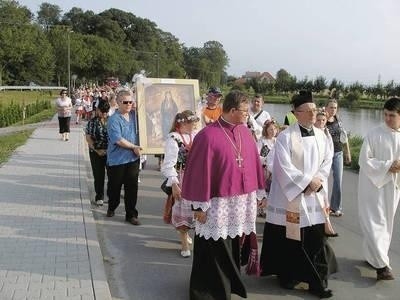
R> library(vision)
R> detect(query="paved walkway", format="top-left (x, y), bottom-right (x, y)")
top-left (0, 116), bottom-right (111, 300)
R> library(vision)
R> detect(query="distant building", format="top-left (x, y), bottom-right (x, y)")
top-left (234, 71), bottom-right (275, 85)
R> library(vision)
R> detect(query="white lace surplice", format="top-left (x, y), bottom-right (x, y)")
top-left (183, 191), bottom-right (257, 241)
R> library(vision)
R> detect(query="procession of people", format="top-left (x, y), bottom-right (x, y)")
top-left (58, 82), bottom-right (400, 300)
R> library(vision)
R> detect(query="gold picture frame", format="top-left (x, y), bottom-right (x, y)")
top-left (136, 78), bottom-right (200, 154)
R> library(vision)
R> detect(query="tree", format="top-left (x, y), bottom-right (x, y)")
top-left (296, 77), bottom-right (313, 91)
top-left (183, 41), bottom-right (229, 85)
top-left (202, 41), bottom-right (229, 86)
top-left (159, 31), bottom-right (185, 78)
top-left (384, 80), bottom-right (396, 98)
top-left (344, 91), bottom-right (360, 108)
top-left (0, 3), bottom-right (230, 86)
top-left (275, 69), bottom-right (294, 93)
top-left (90, 15), bottom-right (127, 43)
top-left (37, 2), bottom-right (62, 28)
top-left (0, 0), bottom-right (33, 24)
top-left (0, 1), bottom-right (54, 85)
top-left (61, 7), bottom-right (96, 34)
top-left (347, 81), bottom-right (364, 94)
top-left (313, 75), bottom-right (327, 94)
top-left (183, 47), bottom-right (202, 79)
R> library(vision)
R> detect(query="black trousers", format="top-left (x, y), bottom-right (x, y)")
top-left (190, 235), bottom-right (247, 300)
top-left (89, 150), bottom-right (107, 200)
top-left (58, 116), bottom-right (71, 133)
top-left (107, 160), bottom-right (140, 219)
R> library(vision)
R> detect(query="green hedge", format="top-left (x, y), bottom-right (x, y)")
top-left (0, 100), bottom-right (51, 128)
top-left (347, 135), bottom-right (363, 171)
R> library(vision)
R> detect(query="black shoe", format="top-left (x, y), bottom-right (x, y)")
top-left (126, 217), bottom-right (141, 225)
top-left (325, 232), bottom-right (339, 238)
top-left (106, 210), bottom-right (115, 217)
top-left (279, 279), bottom-right (300, 290)
top-left (309, 288), bottom-right (333, 298)
top-left (377, 266), bottom-right (394, 280)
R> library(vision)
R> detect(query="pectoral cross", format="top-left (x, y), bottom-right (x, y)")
top-left (236, 154), bottom-right (243, 167)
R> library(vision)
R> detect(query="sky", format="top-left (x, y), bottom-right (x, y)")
top-left (21, 0), bottom-right (400, 85)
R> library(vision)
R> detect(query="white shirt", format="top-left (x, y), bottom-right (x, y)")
top-left (248, 110), bottom-right (271, 140)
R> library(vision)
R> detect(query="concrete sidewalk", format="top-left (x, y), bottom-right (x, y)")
top-left (0, 117), bottom-right (112, 300)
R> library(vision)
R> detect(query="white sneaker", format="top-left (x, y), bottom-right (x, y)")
top-left (180, 250), bottom-right (191, 258)
top-left (95, 199), bottom-right (103, 206)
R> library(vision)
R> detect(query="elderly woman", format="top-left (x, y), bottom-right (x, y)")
top-left (85, 100), bottom-right (110, 206)
top-left (161, 110), bottom-right (199, 257)
top-left (56, 89), bottom-right (72, 141)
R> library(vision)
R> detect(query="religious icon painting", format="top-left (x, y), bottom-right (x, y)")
top-left (135, 78), bottom-right (200, 154)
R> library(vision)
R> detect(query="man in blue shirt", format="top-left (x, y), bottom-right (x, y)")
top-left (107, 90), bottom-right (142, 225)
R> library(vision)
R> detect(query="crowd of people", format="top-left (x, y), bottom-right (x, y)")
top-left (56, 85), bottom-right (400, 299)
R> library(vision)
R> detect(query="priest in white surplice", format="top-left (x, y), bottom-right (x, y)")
top-left (260, 91), bottom-right (337, 299)
top-left (358, 97), bottom-right (400, 281)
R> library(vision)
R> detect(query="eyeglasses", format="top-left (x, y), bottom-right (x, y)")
top-left (296, 108), bottom-right (318, 114)
top-left (122, 101), bottom-right (133, 105)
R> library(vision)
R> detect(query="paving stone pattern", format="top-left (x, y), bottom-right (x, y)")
top-left (0, 119), bottom-right (111, 300)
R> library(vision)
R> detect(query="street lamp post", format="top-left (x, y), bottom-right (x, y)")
top-left (0, 66), bottom-right (3, 86)
top-left (155, 54), bottom-right (159, 78)
top-left (67, 31), bottom-right (71, 96)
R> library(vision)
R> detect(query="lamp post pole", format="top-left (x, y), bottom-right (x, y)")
top-left (155, 54), bottom-right (159, 78)
top-left (67, 31), bottom-right (71, 96)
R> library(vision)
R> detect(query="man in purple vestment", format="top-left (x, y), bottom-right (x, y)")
top-left (182, 90), bottom-right (266, 300)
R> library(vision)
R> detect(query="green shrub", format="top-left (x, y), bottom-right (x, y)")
top-left (348, 135), bottom-right (363, 171)
top-left (0, 99), bottom-right (51, 128)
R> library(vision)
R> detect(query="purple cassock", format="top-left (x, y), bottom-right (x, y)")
top-left (181, 117), bottom-right (265, 202)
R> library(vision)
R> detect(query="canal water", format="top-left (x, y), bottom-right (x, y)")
top-left (265, 103), bottom-right (384, 137)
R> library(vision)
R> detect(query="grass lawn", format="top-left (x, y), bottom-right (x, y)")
top-left (0, 99), bottom-right (56, 165)
top-left (0, 130), bottom-right (34, 165)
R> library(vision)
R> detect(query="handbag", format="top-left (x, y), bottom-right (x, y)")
top-left (160, 179), bottom-right (172, 196)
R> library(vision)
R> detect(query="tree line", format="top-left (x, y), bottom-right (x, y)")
top-left (0, 1), bottom-right (229, 88)
top-left (232, 69), bottom-right (400, 106)
top-left (1, 0), bottom-right (399, 104)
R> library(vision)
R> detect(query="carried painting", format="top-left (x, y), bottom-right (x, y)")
top-left (135, 78), bottom-right (200, 154)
